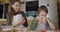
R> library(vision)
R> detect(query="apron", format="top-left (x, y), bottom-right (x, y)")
top-left (12, 14), bottom-right (25, 32)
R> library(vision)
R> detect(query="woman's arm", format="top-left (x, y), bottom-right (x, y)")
top-left (47, 18), bottom-right (56, 30)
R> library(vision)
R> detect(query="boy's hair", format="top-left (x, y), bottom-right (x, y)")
top-left (38, 5), bottom-right (48, 14)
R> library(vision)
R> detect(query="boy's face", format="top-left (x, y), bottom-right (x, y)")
top-left (39, 10), bottom-right (47, 19)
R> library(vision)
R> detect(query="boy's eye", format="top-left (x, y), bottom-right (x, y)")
top-left (41, 15), bottom-right (47, 17)
top-left (44, 15), bottom-right (47, 17)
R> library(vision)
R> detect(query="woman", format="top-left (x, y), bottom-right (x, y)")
top-left (30, 5), bottom-right (56, 30)
top-left (7, 0), bottom-right (28, 31)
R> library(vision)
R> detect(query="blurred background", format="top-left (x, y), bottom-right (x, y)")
top-left (0, 0), bottom-right (60, 30)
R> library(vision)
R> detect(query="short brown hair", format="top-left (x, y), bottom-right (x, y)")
top-left (38, 5), bottom-right (48, 14)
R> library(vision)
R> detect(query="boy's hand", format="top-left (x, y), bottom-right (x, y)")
top-left (42, 17), bottom-right (47, 21)
top-left (37, 17), bottom-right (42, 22)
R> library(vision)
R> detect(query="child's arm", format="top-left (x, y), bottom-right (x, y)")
top-left (47, 18), bottom-right (56, 30)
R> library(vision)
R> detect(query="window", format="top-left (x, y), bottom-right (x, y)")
top-left (26, 1), bottom-right (38, 17)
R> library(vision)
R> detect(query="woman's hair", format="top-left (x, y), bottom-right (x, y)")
top-left (10, 0), bottom-right (20, 5)
top-left (38, 5), bottom-right (48, 14)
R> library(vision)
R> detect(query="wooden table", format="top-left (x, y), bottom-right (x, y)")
top-left (0, 29), bottom-right (60, 32)
top-left (0, 29), bottom-right (2, 32)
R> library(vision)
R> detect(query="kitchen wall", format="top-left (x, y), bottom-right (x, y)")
top-left (39, 0), bottom-right (58, 29)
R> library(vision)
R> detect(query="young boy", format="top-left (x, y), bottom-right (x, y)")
top-left (30, 5), bottom-right (56, 31)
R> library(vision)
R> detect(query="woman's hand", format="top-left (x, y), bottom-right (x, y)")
top-left (16, 16), bottom-right (26, 25)
top-left (21, 17), bottom-right (26, 24)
